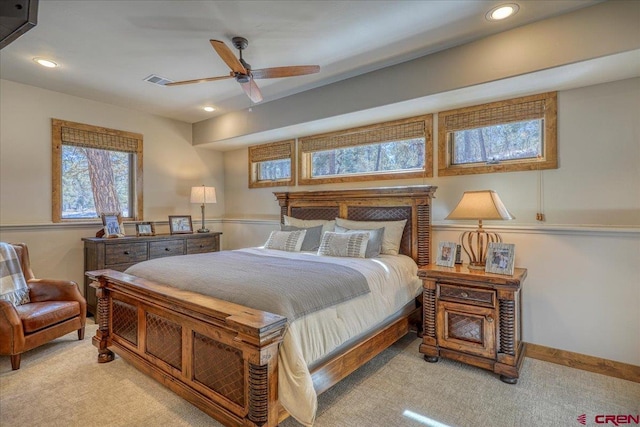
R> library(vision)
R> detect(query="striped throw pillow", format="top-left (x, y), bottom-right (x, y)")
top-left (264, 230), bottom-right (307, 252)
top-left (317, 231), bottom-right (369, 258)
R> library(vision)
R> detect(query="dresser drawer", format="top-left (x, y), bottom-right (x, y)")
top-left (186, 236), bottom-right (217, 254)
top-left (149, 240), bottom-right (185, 258)
top-left (439, 284), bottom-right (495, 308)
top-left (105, 243), bottom-right (148, 265)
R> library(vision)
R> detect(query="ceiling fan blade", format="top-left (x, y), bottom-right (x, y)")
top-left (240, 79), bottom-right (263, 103)
top-left (250, 65), bottom-right (320, 79)
top-left (210, 39), bottom-right (247, 74)
top-left (165, 74), bottom-right (233, 86)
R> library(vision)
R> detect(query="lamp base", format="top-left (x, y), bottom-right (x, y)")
top-left (197, 228), bottom-right (210, 233)
top-left (467, 262), bottom-right (486, 270)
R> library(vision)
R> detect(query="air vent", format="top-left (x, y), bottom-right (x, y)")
top-left (143, 74), bottom-right (173, 86)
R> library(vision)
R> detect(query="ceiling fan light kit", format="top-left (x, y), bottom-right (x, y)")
top-left (166, 36), bottom-right (320, 104)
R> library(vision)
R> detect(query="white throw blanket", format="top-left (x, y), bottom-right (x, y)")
top-left (0, 242), bottom-right (30, 305)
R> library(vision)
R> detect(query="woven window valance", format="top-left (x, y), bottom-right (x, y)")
top-left (441, 93), bottom-right (554, 132)
top-left (249, 140), bottom-right (294, 163)
top-left (300, 117), bottom-right (427, 153)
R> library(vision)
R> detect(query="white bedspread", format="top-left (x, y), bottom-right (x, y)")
top-left (238, 248), bottom-right (421, 426)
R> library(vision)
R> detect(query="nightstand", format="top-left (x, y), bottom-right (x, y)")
top-left (418, 264), bottom-right (527, 384)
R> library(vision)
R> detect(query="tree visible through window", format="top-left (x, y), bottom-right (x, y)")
top-left (451, 119), bottom-right (542, 165)
top-left (312, 139), bottom-right (425, 177)
top-left (62, 146), bottom-right (131, 218)
top-left (52, 119), bottom-right (143, 222)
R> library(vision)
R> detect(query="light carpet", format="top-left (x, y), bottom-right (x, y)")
top-left (1, 323), bottom-right (638, 427)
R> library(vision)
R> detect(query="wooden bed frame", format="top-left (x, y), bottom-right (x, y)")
top-left (87, 185), bottom-right (436, 427)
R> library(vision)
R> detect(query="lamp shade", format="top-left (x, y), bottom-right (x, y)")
top-left (445, 190), bottom-right (514, 221)
top-left (190, 186), bottom-right (217, 204)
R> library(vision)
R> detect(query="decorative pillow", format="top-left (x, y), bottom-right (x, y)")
top-left (264, 230), bottom-right (306, 252)
top-left (335, 218), bottom-right (407, 255)
top-left (283, 215), bottom-right (335, 235)
top-left (317, 231), bottom-right (369, 258)
top-left (334, 225), bottom-right (384, 258)
top-left (281, 224), bottom-right (323, 251)
top-left (0, 242), bottom-right (30, 306)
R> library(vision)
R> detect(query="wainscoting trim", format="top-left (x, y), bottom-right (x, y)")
top-left (525, 342), bottom-right (640, 383)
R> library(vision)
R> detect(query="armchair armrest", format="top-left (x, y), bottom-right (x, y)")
top-left (28, 279), bottom-right (85, 306)
top-left (0, 300), bottom-right (25, 355)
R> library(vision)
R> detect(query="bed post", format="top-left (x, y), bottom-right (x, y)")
top-left (90, 276), bottom-right (114, 363)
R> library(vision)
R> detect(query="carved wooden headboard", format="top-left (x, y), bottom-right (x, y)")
top-left (274, 186), bottom-right (437, 267)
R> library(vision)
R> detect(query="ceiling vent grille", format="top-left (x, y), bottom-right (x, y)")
top-left (143, 74), bottom-right (173, 86)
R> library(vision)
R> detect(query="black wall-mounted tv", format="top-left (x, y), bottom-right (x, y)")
top-left (0, 0), bottom-right (38, 50)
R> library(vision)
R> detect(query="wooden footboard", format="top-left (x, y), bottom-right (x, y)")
top-left (88, 270), bottom-right (287, 427)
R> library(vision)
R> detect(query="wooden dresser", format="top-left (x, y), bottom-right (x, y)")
top-left (418, 264), bottom-right (526, 383)
top-left (82, 232), bottom-right (221, 318)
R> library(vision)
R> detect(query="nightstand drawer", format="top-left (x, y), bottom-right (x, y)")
top-left (187, 236), bottom-right (217, 254)
top-left (105, 243), bottom-right (148, 265)
top-left (439, 284), bottom-right (495, 308)
top-left (149, 240), bottom-right (185, 258)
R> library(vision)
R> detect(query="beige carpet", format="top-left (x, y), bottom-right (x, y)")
top-left (1, 323), bottom-right (638, 427)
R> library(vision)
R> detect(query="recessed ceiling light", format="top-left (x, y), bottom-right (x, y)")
top-left (203, 106), bottom-right (215, 112)
top-left (33, 57), bottom-right (58, 68)
top-left (486, 3), bottom-right (519, 21)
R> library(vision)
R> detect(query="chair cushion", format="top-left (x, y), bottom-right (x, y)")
top-left (15, 301), bottom-right (80, 334)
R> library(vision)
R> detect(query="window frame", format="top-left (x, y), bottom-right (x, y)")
top-left (248, 139), bottom-right (295, 188)
top-left (298, 114), bottom-right (433, 185)
top-left (51, 119), bottom-right (143, 222)
top-left (438, 92), bottom-right (557, 176)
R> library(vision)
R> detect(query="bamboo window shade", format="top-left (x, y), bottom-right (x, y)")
top-left (248, 140), bottom-right (294, 163)
top-left (61, 126), bottom-right (140, 153)
top-left (441, 92), bottom-right (555, 132)
top-left (300, 120), bottom-right (425, 153)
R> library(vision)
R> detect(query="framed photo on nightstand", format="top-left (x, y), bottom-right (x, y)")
top-left (485, 242), bottom-right (515, 275)
top-left (436, 241), bottom-right (457, 267)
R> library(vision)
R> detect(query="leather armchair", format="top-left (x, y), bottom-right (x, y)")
top-left (0, 243), bottom-right (86, 370)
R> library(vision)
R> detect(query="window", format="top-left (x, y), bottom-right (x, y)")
top-left (248, 139), bottom-right (295, 188)
top-left (438, 92), bottom-right (557, 176)
top-left (52, 119), bottom-right (143, 222)
top-left (298, 115), bottom-right (433, 185)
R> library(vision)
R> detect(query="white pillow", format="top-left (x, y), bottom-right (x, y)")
top-left (317, 231), bottom-right (369, 258)
top-left (283, 215), bottom-right (336, 235)
top-left (335, 218), bottom-right (407, 255)
top-left (264, 230), bottom-right (306, 252)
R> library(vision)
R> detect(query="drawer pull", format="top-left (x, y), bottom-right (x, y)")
top-left (123, 251), bottom-right (130, 255)
top-left (460, 291), bottom-right (469, 298)
top-left (165, 247), bottom-right (171, 251)
top-left (199, 244), bottom-right (204, 248)
top-left (486, 316), bottom-right (494, 323)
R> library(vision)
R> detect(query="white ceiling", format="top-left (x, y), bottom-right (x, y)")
top-left (0, 0), bottom-right (604, 124)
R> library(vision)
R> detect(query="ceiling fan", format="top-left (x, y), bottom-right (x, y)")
top-left (165, 37), bottom-right (320, 103)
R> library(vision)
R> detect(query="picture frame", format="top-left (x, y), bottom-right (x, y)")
top-left (101, 212), bottom-right (125, 238)
top-left (135, 222), bottom-right (155, 237)
top-left (169, 215), bottom-right (193, 235)
top-left (436, 241), bottom-right (457, 267)
top-left (485, 242), bottom-right (516, 275)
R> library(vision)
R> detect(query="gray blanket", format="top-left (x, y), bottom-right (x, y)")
top-left (125, 251), bottom-right (370, 321)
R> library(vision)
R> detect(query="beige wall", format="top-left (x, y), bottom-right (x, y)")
top-left (221, 78), bottom-right (640, 365)
top-left (0, 79), bottom-right (225, 286)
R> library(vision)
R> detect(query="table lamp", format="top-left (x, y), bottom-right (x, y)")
top-left (445, 190), bottom-right (514, 269)
top-left (190, 185), bottom-right (217, 233)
